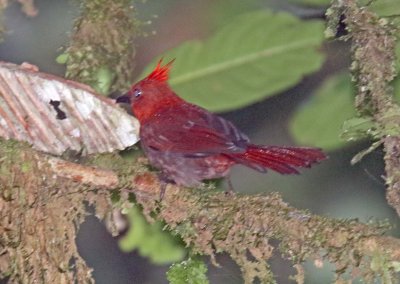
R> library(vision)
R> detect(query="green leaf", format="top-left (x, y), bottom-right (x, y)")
top-left (56, 53), bottom-right (69, 64)
top-left (208, 0), bottom-right (265, 29)
top-left (290, 40), bottom-right (400, 150)
top-left (341, 116), bottom-right (377, 142)
top-left (141, 10), bottom-right (325, 112)
top-left (364, 0), bottom-right (400, 17)
top-left (290, 72), bottom-right (356, 150)
top-left (119, 206), bottom-right (186, 264)
top-left (167, 258), bottom-right (209, 284)
top-left (287, 0), bottom-right (329, 6)
top-left (395, 78), bottom-right (400, 102)
top-left (289, 0), bottom-right (400, 16)
top-left (395, 41), bottom-right (400, 78)
top-left (93, 66), bottom-right (115, 95)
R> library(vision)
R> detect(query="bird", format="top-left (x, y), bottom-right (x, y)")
top-left (116, 59), bottom-right (326, 193)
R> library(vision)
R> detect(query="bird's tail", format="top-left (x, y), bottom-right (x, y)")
top-left (230, 145), bottom-right (326, 174)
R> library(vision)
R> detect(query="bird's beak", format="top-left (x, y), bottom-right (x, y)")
top-left (115, 93), bottom-right (131, 104)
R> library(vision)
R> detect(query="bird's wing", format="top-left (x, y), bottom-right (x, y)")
top-left (140, 104), bottom-right (249, 156)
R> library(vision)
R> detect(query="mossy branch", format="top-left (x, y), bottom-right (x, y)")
top-left (1, 139), bottom-right (400, 283)
top-left (63, 0), bottom-right (139, 94)
top-left (326, 0), bottom-right (400, 216)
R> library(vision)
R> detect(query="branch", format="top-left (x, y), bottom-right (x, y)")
top-left (327, 0), bottom-right (400, 217)
top-left (64, 0), bottom-right (139, 94)
top-left (1, 140), bottom-right (400, 283)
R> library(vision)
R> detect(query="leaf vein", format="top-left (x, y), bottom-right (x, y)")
top-left (170, 38), bottom-right (320, 86)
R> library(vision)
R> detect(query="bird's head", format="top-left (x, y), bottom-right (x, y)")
top-left (116, 59), bottom-right (182, 122)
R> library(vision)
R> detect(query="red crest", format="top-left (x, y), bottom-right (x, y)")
top-left (146, 58), bottom-right (175, 82)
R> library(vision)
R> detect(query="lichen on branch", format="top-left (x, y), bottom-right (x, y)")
top-left (326, 0), bottom-right (400, 217)
top-left (132, 172), bottom-right (400, 283)
top-left (0, 140), bottom-right (109, 283)
top-left (63, 0), bottom-right (139, 94)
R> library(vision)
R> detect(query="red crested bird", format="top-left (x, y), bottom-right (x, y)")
top-left (116, 60), bottom-right (326, 191)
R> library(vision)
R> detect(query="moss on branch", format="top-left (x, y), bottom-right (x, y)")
top-left (63, 0), bottom-right (139, 94)
top-left (1, 139), bottom-right (399, 283)
top-left (132, 172), bottom-right (399, 283)
top-left (327, 0), bottom-right (400, 217)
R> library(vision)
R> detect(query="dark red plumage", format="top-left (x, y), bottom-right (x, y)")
top-left (117, 59), bottom-right (326, 187)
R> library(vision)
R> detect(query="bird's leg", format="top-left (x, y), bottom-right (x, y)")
top-left (159, 181), bottom-right (167, 200)
top-left (157, 172), bottom-right (175, 200)
top-left (225, 176), bottom-right (235, 195)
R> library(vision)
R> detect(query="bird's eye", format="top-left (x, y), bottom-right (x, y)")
top-left (133, 88), bottom-right (142, 98)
